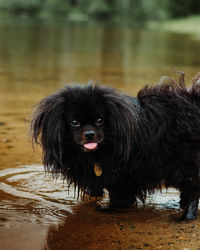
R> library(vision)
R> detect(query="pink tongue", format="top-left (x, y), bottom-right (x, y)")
top-left (84, 143), bottom-right (98, 150)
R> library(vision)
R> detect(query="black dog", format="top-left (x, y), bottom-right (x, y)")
top-left (31, 73), bottom-right (200, 220)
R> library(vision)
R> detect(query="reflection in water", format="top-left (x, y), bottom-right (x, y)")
top-left (0, 18), bottom-right (200, 94)
top-left (0, 165), bottom-right (79, 226)
top-left (146, 188), bottom-right (180, 210)
top-left (0, 164), bottom-right (185, 228)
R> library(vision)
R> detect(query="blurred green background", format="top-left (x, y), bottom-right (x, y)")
top-left (0, 0), bottom-right (199, 22)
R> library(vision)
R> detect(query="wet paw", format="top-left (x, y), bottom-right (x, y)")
top-left (179, 214), bottom-right (197, 221)
top-left (96, 201), bottom-right (132, 213)
top-left (96, 202), bottom-right (115, 212)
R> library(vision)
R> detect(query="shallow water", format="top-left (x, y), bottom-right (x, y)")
top-left (0, 165), bottom-right (79, 226)
top-left (1, 17), bottom-right (200, 249)
top-left (0, 164), bottom-right (182, 228)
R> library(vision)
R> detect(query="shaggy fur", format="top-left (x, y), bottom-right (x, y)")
top-left (31, 73), bottom-right (200, 220)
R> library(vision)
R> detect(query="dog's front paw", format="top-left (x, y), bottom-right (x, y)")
top-left (96, 201), bottom-right (115, 212)
top-left (96, 201), bottom-right (133, 212)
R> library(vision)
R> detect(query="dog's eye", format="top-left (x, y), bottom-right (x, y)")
top-left (95, 118), bottom-right (104, 126)
top-left (71, 120), bottom-right (81, 127)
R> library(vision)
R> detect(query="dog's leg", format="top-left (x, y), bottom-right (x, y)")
top-left (107, 182), bottom-right (138, 210)
top-left (180, 194), bottom-right (199, 220)
top-left (96, 182), bottom-right (137, 211)
top-left (180, 180), bottom-right (200, 220)
top-left (89, 188), bottom-right (104, 197)
top-left (109, 193), bottom-right (136, 210)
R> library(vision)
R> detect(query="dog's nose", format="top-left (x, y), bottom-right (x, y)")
top-left (84, 130), bottom-right (95, 140)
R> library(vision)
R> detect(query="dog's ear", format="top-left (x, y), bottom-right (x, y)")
top-left (31, 91), bottom-right (66, 172)
top-left (104, 92), bottom-right (138, 162)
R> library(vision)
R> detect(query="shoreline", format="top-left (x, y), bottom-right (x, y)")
top-left (148, 15), bottom-right (200, 36)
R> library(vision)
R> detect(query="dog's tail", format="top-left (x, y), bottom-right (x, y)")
top-left (160, 72), bottom-right (200, 97)
top-left (177, 72), bottom-right (200, 101)
top-left (189, 73), bottom-right (200, 98)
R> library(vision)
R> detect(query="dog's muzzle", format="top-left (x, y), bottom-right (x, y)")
top-left (83, 130), bottom-right (98, 151)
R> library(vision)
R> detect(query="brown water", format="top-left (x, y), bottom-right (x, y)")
top-left (1, 17), bottom-right (200, 249)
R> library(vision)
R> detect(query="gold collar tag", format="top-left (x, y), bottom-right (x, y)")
top-left (94, 163), bottom-right (102, 177)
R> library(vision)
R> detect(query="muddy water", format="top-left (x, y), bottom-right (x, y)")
top-left (1, 17), bottom-right (200, 249)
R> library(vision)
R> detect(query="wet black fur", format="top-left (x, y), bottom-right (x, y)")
top-left (31, 73), bottom-right (200, 220)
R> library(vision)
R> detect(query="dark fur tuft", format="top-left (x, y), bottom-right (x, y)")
top-left (31, 90), bottom-right (66, 175)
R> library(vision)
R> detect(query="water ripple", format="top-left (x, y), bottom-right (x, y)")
top-left (0, 164), bottom-right (186, 227)
top-left (0, 165), bottom-right (79, 226)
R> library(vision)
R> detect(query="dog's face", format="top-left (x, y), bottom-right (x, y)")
top-left (69, 120), bottom-right (104, 152)
top-left (65, 96), bottom-right (107, 152)
top-left (32, 85), bottom-right (136, 166)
